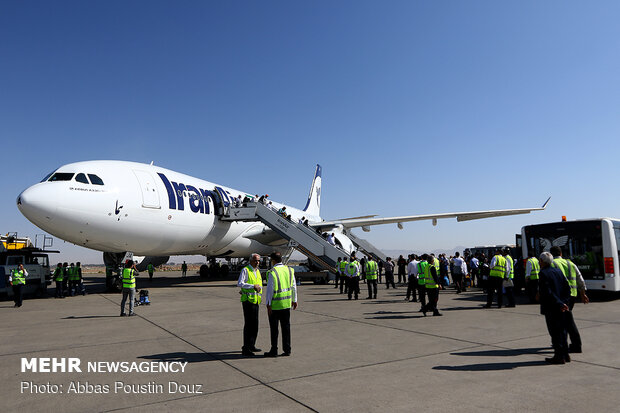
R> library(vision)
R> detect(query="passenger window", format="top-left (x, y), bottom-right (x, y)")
top-left (75, 173), bottom-right (89, 184)
top-left (49, 173), bottom-right (75, 182)
top-left (88, 174), bottom-right (104, 185)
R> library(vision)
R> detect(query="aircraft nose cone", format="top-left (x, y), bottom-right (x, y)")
top-left (17, 184), bottom-right (56, 224)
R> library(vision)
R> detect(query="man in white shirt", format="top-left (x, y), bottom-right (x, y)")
top-left (327, 233), bottom-right (336, 246)
top-left (264, 252), bottom-right (298, 357)
top-left (451, 252), bottom-right (468, 293)
top-left (406, 255), bottom-right (419, 302)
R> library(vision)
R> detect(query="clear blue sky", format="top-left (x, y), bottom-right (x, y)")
top-left (2, 1), bottom-right (619, 263)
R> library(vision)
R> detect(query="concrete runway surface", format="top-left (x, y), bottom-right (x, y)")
top-left (2, 271), bottom-right (619, 412)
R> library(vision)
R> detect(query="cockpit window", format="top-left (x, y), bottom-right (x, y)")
top-left (75, 173), bottom-right (89, 184)
top-left (40, 170), bottom-right (57, 183)
top-left (88, 174), bottom-right (104, 185)
top-left (49, 173), bottom-right (75, 182)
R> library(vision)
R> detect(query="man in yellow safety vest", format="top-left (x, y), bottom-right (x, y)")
top-left (120, 260), bottom-right (138, 316)
top-left (264, 252), bottom-right (298, 357)
top-left (237, 253), bottom-right (263, 357)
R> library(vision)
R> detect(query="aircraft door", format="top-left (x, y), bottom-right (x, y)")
top-left (133, 170), bottom-right (161, 209)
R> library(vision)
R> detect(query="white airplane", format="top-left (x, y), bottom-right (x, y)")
top-left (17, 160), bottom-right (549, 267)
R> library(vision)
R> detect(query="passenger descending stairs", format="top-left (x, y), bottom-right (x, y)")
top-left (222, 202), bottom-right (344, 272)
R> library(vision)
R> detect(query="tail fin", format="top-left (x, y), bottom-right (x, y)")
top-left (302, 164), bottom-right (321, 217)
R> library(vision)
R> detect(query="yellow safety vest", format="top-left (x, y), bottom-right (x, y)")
top-left (365, 260), bottom-right (378, 280)
top-left (527, 258), bottom-right (540, 281)
top-left (425, 264), bottom-right (438, 289)
top-left (346, 260), bottom-right (360, 277)
top-left (53, 267), bottom-right (63, 282)
top-left (552, 257), bottom-right (577, 297)
top-left (417, 261), bottom-right (428, 285)
top-left (505, 255), bottom-right (514, 279)
top-left (490, 255), bottom-right (506, 278)
top-left (270, 265), bottom-right (294, 310)
top-left (122, 268), bottom-right (136, 289)
top-left (11, 269), bottom-right (26, 285)
top-left (240, 265), bottom-right (262, 305)
top-left (339, 261), bottom-right (348, 273)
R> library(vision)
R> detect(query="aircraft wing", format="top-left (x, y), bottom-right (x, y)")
top-left (311, 197), bottom-right (551, 231)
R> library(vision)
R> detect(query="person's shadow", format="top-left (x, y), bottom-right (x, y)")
top-left (433, 347), bottom-right (552, 371)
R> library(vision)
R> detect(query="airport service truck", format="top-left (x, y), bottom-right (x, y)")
top-left (0, 233), bottom-right (58, 297)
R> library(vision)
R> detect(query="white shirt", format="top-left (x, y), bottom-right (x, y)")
top-left (470, 257), bottom-right (479, 269)
top-left (264, 264), bottom-right (298, 306)
top-left (407, 260), bottom-right (418, 277)
top-left (327, 234), bottom-right (336, 245)
top-left (452, 257), bottom-right (467, 275)
top-left (237, 265), bottom-right (260, 290)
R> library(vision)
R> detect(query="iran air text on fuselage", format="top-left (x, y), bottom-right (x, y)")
top-left (158, 173), bottom-right (232, 214)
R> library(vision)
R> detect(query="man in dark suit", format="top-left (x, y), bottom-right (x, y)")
top-left (538, 252), bottom-right (571, 364)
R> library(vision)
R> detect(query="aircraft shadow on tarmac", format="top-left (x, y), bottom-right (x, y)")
top-left (62, 315), bottom-right (119, 319)
top-left (364, 310), bottom-right (425, 320)
top-left (433, 347), bottom-right (552, 371)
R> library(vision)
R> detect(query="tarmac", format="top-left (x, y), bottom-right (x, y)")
top-left (2, 271), bottom-right (620, 413)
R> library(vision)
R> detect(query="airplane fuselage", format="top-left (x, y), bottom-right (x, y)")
top-left (18, 161), bottom-right (320, 257)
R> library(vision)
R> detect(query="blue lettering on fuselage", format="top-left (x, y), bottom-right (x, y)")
top-left (157, 173), bottom-right (214, 214)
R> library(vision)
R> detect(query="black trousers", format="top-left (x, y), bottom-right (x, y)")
top-left (424, 288), bottom-right (439, 313)
top-left (398, 271), bottom-right (406, 284)
top-left (385, 272), bottom-right (396, 288)
top-left (486, 276), bottom-right (504, 307)
top-left (526, 279), bottom-right (539, 303)
top-left (242, 301), bottom-right (259, 352)
top-left (504, 284), bottom-right (515, 307)
top-left (12, 285), bottom-right (23, 307)
top-left (348, 277), bottom-right (359, 299)
top-left (567, 297), bottom-right (582, 348)
top-left (417, 284), bottom-right (426, 308)
top-left (406, 278), bottom-right (417, 301)
top-left (342, 275), bottom-right (349, 294)
top-left (367, 279), bottom-right (377, 298)
top-left (55, 281), bottom-right (64, 298)
top-left (268, 308), bottom-right (291, 354)
top-left (544, 310), bottom-right (569, 359)
top-left (452, 273), bottom-right (463, 292)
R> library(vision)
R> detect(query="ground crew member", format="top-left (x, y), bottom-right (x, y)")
top-left (237, 253), bottom-right (263, 357)
top-left (346, 253), bottom-right (361, 300)
top-left (525, 252), bottom-right (540, 303)
top-left (53, 263), bottom-right (64, 298)
top-left (264, 252), bottom-right (297, 357)
top-left (503, 249), bottom-right (516, 307)
top-left (68, 263), bottom-right (80, 296)
top-left (432, 254), bottom-right (442, 289)
top-left (484, 250), bottom-right (507, 308)
top-left (147, 263), bottom-right (154, 282)
top-left (181, 261), bottom-right (188, 277)
top-left (423, 255), bottom-right (442, 316)
top-left (62, 262), bottom-right (69, 296)
top-left (76, 262), bottom-right (86, 295)
top-left (339, 257), bottom-right (348, 294)
top-left (550, 246), bottom-right (588, 353)
top-left (120, 260), bottom-right (138, 316)
top-left (365, 257), bottom-right (378, 299)
top-left (417, 256), bottom-right (428, 311)
top-left (9, 264), bottom-right (27, 308)
top-left (335, 257), bottom-right (342, 289)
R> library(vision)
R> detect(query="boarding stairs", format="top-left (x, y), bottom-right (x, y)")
top-left (222, 202), bottom-right (344, 272)
top-left (344, 230), bottom-right (387, 262)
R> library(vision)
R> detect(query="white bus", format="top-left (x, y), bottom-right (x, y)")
top-left (521, 218), bottom-right (620, 292)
